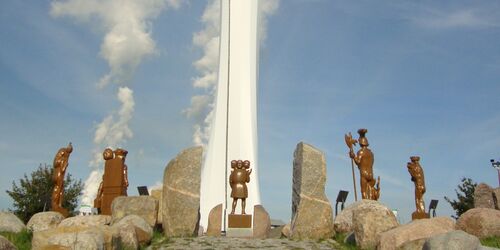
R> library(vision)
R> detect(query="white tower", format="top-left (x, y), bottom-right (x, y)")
top-left (199, 0), bottom-right (261, 232)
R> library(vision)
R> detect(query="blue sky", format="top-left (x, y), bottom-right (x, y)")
top-left (1, 0), bottom-right (500, 224)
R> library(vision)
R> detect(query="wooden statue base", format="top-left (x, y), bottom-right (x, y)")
top-left (228, 214), bottom-right (252, 228)
top-left (412, 211), bottom-right (429, 220)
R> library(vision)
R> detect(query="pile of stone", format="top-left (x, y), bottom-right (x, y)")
top-left (0, 195), bottom-right (159, 249)
top-left (28, 195), bottom-right (158, 249)
top-left (331, 200), bottom-right (500, 249)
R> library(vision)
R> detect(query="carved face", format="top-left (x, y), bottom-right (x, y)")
top-left (103, 148), bottom-right (114, 160)
top-left (243, 160), bottom-right (250, 169)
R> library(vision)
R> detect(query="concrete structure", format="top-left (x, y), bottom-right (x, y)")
top-left (199, 0), bottom-right (261, 232)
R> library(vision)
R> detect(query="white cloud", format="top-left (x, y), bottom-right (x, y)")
top-left (413, 8), bottom-right (498, 29)
top-left (51, 0), bottom-right (185, 87)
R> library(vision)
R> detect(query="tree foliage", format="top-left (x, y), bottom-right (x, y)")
top-left (444, 177), bottom-right (477, 219)
top-left (6, 164), bottom-right (83, 223)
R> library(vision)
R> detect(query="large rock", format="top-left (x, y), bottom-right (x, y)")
top-left (0, 212), bottom-right (26, 233)
top-left (352, 200), bottom-right (399, 249)
top-left (111, 196), bottom-right (159, 227)
top-left (0, 235), bottom-right (16, 250)
top-left (334, 199), bottom-right (396, 234)
top-left (456, 208), bottom-right (500, 238)
top-left (398, 238), bottom-right (426, 250)
top-left (377, 217), bottom-right (455, 250)
top-left (206, 203), bottom-right (222, 236)
top-left (32, 225), bottom-right (105, 250)
top-left (494, 188), bottom-right (500, 210)
top-left (253, 205), bottom-right (271, 239)
top-left (96, 225), bottom-right (122, 250)
top-left (281, 223), bottom-right (291, 238)
top-left (58, 215), bottom-right (111, 227)
top-left (289, 142), bottom-right (334, 240)
top-left (113, 214), bottom-right (152, 245)
top-left (423, 230), bottom-right (481, 250)
top-left (150, 188), bottom-right (163, 224)
top-left (475, 183), bottom-right (496, 209)
top-left (27, 211), bottom-right (64, 232)
top-left (111, 223), bottom-right (138, 249)
top-left (162, 146), bottom-right (203, 237)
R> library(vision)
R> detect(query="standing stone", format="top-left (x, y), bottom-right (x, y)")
top-left (0, 212), bottom-right (26, 233)
top-left (206, 204), bottom-right (222, 236)
top-left (289, 142), bottom-right (334, 240)
top-left (474, 183), bottom-right (496, 209)
top-left (0, 235), bottom-right (16, 250)
top-left (111, 196), bottom-right (159, 227)
top-left (27, 211), bottom-right (64, 232)
top-left (456, 208), bottom-right (500, 238)
top-left (253, 205), bottom-right (271, 239)
top-left (162, 146), bottom-right (203, 237)
top-left (352, 201), bottom-right (398, 249)
top-left (377, 217), bottom-right (455, 250)
top-left (423, 230), bottom-right (481, 250)
top-left (150, 188), bottom-right (163, 224)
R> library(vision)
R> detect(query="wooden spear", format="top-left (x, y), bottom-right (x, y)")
top-left (345, 132), bottom-right (358, 201)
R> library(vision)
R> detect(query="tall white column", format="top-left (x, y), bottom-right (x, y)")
top-left (199, 0), bottom-right (261, 232)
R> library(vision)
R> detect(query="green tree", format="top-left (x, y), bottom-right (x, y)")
top-left (444, 177), bottom-right (477, 219)
top-left (6, 164), bottom-right (83, 223)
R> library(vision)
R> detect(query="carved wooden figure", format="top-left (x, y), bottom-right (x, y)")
top-left (51, 142), bottom-right (73, 217)
top-left (348, 129), bottom-right (381, 200)
top-left (229, 160), bottom-right (252, 214)
top-left (94, 148), bottom-right (129, 215)
top-left (407, 156), bottom-right (429, 220)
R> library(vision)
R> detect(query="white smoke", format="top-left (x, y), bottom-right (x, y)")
top-left (51, 0), bottom-right (184, 205)
top-left (184, 0), bottom-right (280, 147)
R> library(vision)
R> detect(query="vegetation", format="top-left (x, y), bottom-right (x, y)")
top-left (333, 233), bottom-right (359, 250)
top-left (481, 236), bottom-right (500, 248)
top-left (6, 164), bottom-right (83, 223)
top-left (444, 177), bottom-right (477, 219)
top-left (0, 230), bottom-right (32, 250)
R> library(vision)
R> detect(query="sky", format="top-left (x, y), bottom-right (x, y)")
top-left (1, 0), bottom-right (500, 224)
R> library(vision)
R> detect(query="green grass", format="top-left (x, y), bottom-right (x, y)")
top-left (481, 236), bottom-right (500, 248)
top-left (0, 230), bottom-right (33, 250)
top-left (333, 233), bottom-right (359, 250)
top-left (144, 229), bottom-right (172, 249)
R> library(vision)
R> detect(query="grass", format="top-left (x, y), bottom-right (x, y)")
top-left (144, 229), bottom-right (172, 249)
top-left (0, 230), bottom-right (32, 250)
top-left (481, 236), bottom-right (500, 248)
top-left (333, 233), bottom-right (359, 250)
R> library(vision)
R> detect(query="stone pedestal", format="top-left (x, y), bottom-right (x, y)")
top-left (226, 214), bottom-right (253, 238)
top-left (226, 228), bottom-right (253, 237)
top-left (412, 211), bottom-right (430, 220)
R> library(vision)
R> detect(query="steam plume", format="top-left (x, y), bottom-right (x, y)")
top-left (51, 0), bottom-right (184, 205)
top-left (184, 0), bottom-right (280, 147)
